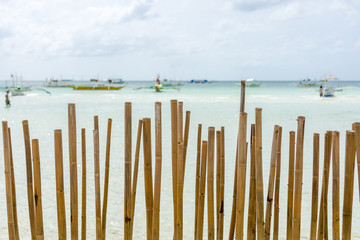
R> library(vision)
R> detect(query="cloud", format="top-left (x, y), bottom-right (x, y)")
top-left (230, 0), bottom-right (289, 12)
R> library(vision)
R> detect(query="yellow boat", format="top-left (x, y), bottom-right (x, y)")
top-left (70, 85), bottom-right (125, 90)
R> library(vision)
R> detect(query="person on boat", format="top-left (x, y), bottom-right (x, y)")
top-left (319, 85), bottom-right (323, 97)
top-left (5, 90), bottom-right (11, 107)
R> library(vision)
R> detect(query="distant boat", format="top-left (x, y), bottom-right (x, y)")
top-left (297, 78), bottom-right (319, 87)
top-left (45, 79), bottom-right (72, 87)
top-left (69, 85), bottom-right (125, 90)
top-left (190, 79), bottom-right (208, 84)
top-left (236, 79), bottom-right (262, 87)
top-left (107, 78), bottom-right (124, 84)
top-left (319, 73), bottom-right (339, 82)
top-left (323, 87), bottom-right (335, 97)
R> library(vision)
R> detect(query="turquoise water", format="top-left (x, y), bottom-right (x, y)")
top-left (1, 80), bottom-right (360, 239)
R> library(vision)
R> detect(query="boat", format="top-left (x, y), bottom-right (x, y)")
top-left (297, 78), bottom-right (319, 87)
top-left (319, 73), bottom-right (338, 82)
top-left (319, 73), bottom-right (340, 97)
top-left (6, 74), bottom-right (32, 96)
top-left (107, 78), bottom-right (124, 84)
top-left (69, 85), bottom-right (125, 90)
top-left (45, 79), bottom-right (72, 87)
top-left (245, 78), bottom-right (261, 87)
top-left (190, 79), bottom-right (208, 84)
top-left (323, 87), bottom-right (335, 97)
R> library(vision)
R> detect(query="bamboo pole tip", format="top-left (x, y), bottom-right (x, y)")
top-left (240, 112), bottom-right (247, 118)
top-left (22, 120), bottom-right (28, 125)
top-left (209, 126), bottom-right (215, 133)
top-left (333, 131), bottom-right (340, 136)
top-left (2, 121), bottom-right (8, 126)
top-left (170, 99), bottom-right (178, 103)
top-left (255, 107), bottom-right (262, 112)
top-left (297, 116), bottom-right (305, 121)
top-left (125, 102), bottom-right (132, 106)
top-left (108, 118), bottom-right (113, 123)
top-left (241, 80), bottom-right (246, 85)
top-left (313, 132), bottom-right (319, 137)
top-left (54, 129), bottom-right (62, 134)
top-left (346, 130), bottom-right (355, 136)
top-left (290, 130), bottom-right (295, 135)
top-left (353, 122), bottom-right (360, 127)
top-left (68, 103), bottom-right (75, 108)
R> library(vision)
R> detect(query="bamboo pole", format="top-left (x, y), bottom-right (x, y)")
top-left (177, 141), bottom-right (184, 240)
top-left (216, 130), bottom-right (221, 239)
top-left (130, 120), bottom-right (143, 237)
top-left (317, 131), bottom-right (332, 240)
top-left (196, 141), bottom-right (208, 240)
top-left (22, 120), bottom-right (37, 240)
top-left (240, 80), bottom-right (245, 113)
top-left (332, 131), bottom-right (340, 240)
top-left (182, 110), bottom-right (191, 181)
top-left (178, 102), bottom-right (183, 142)
top-left (125, 102), bottom-right (132, 240)
top-left (8, 128), bottom-right (20, 240)
top-left (102, 118), bottom-right (113, 240)
top-left (218, 127), bottom-right (225, 240)
top-left (153, 102), bottom-right (162, 240)
top-left (208, 127), bottom-right (215, 240)
top-left (68, 103), bottom-right (78, 239)
top-left (228, 139), bottom-right (239, 240)
top-left (247, 124), bottom-right (256, 240)
top-left (235, 113), bottom-right (248, 240)
top-left (264, 125), bottom-right (279, 240)
top-left (143, 118), bottom-right (154, 239)
top-left (2, 122), bottom-right (16, 239)
top-left (255, 108), bottom-right (265, 239)
top-left (342, 130), bottom-right (356, 240)
top-left (291, 116), bottom-right (305, 240)
top-left (194, 124), bottom-right (202, 239)
top-left (353, 122), bottom-right (360, 204)
top-left (81, 128), bottom-right (87, 240)
top-left (310, 133), bottom-right (319, 240)
top-left (54, 130), bottom-right (67, 240)
top-left (273, 126), bottom-right (282, 240)
top-left (170, 99), bottom-right (178, 238)
top-left (32, 139), bottom-right (44, 240)
top-left (287, 131), bottom-right (295, 240)
top-left (94, 129), bottom-right (102, 240)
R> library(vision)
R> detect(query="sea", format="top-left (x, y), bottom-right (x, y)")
top-left (1, 80), bottom-right (360, 239)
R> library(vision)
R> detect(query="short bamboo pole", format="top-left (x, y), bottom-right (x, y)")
top-left (102, 118), bottom-right (113, 240)
top-left (332, 131), bottom-right (340, 240)
top-left (182, 110), bottom-right (191, 181)
top-left (93, 129), bottom-right (102, 240)
top-left (32, 139), bottom-right (44, 240)
top-left (255, 108), bottom-right (265, 239)
top-left (218, 127), bottom-right (225, 240)
top-left (143, 118), bottom-right (154, 239)
top-left (310, 133), bottom-right (319, 240)
top-left (153, 102), bottom-right (162, 240)
top-left (2, 122), bottom-right (16, 239)
top-left (54, 130), bottom-right (67, 240)
top-left (216, 130), bottom-right (221, 239)
top-left (8, 128), bottom-right (20, 240)
top-left (264, 125), bottom-right (279, 240)
top-left (247, 124), bottom-right (256, 240)
top-left (317, 131), bottom-right (332, 240)
top-left (342, 130), bottom-right (356, 240)
top-left (68, 103), bottom-right (78, 239)
top-left (291, 116), bottom-right (305, 240)
top-left (176, 141), bottom-right (184, 240)
top-left (125, 102), bottom-right (132, 240)
top-left (287, 131), bottom-right (295, 240)
top-left (22, 120), bottom-right (37, 240)
top-left (353, 122), bottom-right (360, 204)
top-left (273, 126), bottom-right (282, 240)
top-left (196, 141), bottom-right (208, 240)
top-left (235, 113), bottom-right (248, 240)
top-left (130, 120), bottom-right (143, 237)
top-left (170, 100), bottom-right (178, 238)
top-left (81, 128), bottom-right (87, 240)
top-left (194, 124), bottom-right (202, 239)
top-left (208, 127), bottom-right (215, 240)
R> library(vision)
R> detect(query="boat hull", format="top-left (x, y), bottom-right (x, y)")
top-left (70, 85), bottom-right (125, 90)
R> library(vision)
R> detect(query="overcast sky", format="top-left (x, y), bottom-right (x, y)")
top-left (1, 0), bottom-right (359, 81)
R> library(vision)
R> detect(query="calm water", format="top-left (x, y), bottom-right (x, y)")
top-left (1, 80), bottom-right (360, 239)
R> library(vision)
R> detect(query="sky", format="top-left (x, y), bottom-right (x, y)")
top-left (0, 0), bottom-right (359, 81)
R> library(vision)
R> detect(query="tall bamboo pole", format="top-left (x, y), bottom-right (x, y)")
top-left (32, 139), bottom-right (44, 240)
top-left (332, 131), bottom-right (340, 240)
top-left (353, 122), bottom-right (360, 204)
top-left (2, 122), bottom-right (16, 239)
top-left (196, 141), bottom-right (208, 240)
top-left (342, 130), bottom-right (356, 240)
top-left (317, 131), bottom-right (332, 240)
top-left (54, 130), bottom-right (67, 240)
top-left (264, 125), bottom-right (279, 240)
top-left (255, 108), bottom-right (265, 239)
top-left (273, 126), bottom-right (282, 240)
top-left (291, 116), bottom-right (305, 240)
top-left (102, 118), bottom-right (113, 240)
top-left (182, 110), bottom-right (191, 181)
top-left (94, 129), bottom-right (102, 240)
top-left (170, 99), bottom-right (178, 238)
top-left (81, 128), bottom-right (87, 240)
top-left (143, 118), bottom-right (154, 239)
top-left (153, 102), bottom-right (162, 240)
top-left (22, 120), bottom-right (37, 240)
top-left (235, 113), bottom-right (248, 240)
top-left (247, 124), bottom-right (256, 240)
top-left (287, 131), bottom-right (295, 240)
top-left (68, 103), bottom-right (78, 239)
top-left (130, 120), bottom-right (143, 238)
top-left (216, 130), bottom-right (221, 239)
top-left (218, 127), bottom-right (225, 240)
top-left (310, 133), bottom-right (319, 240)
top-left (125, 102), bottom-right (132, 240)
top-left (228, 141), bottom-right (238, 240)
top-left (194, 124), bottom-right (202, 239)
top-left (208, 127), bottom-right (215, 240)
top-left (177, 141), bottom-right (184, 240)
top-left (8, 128), bottom-right (20, 240)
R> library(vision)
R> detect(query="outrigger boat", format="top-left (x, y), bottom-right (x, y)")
top-left (69, 85), bottom-right (125, 90)
top-left (297, 78), bottom-right (319, 87)
top-left (236, 78), bottom-right (262, 87)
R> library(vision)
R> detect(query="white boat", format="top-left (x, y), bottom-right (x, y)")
top-left (245, 78), bottom-right (261, 87)
top-left (323, 87), bottom-right (335, 97)
top-left (107, 78), bottom-right (124, 84)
